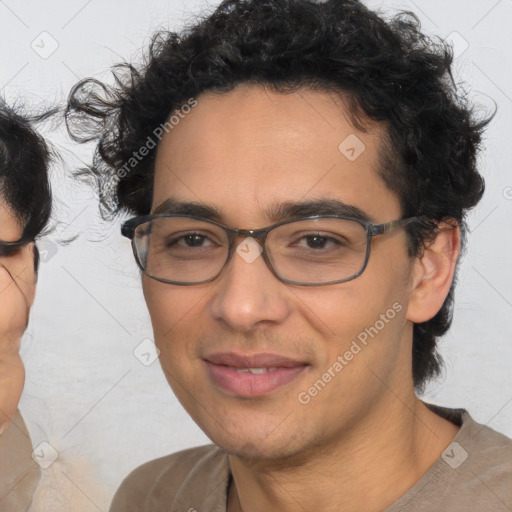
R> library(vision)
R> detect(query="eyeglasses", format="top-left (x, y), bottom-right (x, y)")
top-left (0, 238), bottom-right (31, 258)
top-left (121, 214), bottom-right (420, 286)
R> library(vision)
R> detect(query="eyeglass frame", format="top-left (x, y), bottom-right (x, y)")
top-left (0, 236), bottom-right (33, 258)
top-left (121, 213), bottom-right (421, 287)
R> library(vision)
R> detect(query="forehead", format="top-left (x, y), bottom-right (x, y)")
top-left (152, 84), bottom-right (400, 224)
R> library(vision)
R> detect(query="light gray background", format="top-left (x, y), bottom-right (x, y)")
top-left (1, 0), bottom-right (511, 510)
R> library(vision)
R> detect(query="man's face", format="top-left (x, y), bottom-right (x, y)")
top-left (0, 201), bottom-right (34, 433)
top-left (144, 85), bottom-right (418, 459)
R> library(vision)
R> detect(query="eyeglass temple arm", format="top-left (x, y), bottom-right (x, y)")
top-left (121, 215), bottom-right (157, 239)
top-left (0, 235), bottom-right (34, 248)
top-left (121, 223), bottom-right (134, 239)
top-left (371, 216), bottom-right (421, 236)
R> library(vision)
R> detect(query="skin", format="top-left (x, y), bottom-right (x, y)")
top-left (144, 84), bottom-right (461, 512)
top-left (0, 201), bottom-right (35, 435)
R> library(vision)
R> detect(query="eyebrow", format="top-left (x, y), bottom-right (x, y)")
top-left (268, 199), bottom-right (372, 223)
top-left (153, 198), bottom-right (223, 220)
top-left (152, 197), bottom-right (373, 224)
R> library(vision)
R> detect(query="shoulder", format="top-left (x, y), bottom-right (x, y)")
top-left (457, 412), bottom-right (512, 494)
top-left (432, 409), bottom-right (512, 510)
top-left (388, 408), bottom-right (512, 512)
top-left (109, 444), bottom-right (227, 512)
top-left (428, 404), bottom-right (512, 470)
top-left (0, 410), bottom-right (41, 510)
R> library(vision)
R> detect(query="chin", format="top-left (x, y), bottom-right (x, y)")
top-left (220, 437), bottom-right (297, 460)
top-left (200, 416), bottom-right (308, 461)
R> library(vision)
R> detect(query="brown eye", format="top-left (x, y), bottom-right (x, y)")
top-left (177, 234), bottom-right (210, 247)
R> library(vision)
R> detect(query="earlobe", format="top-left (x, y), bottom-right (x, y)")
top-left (406, 220), bottom-right (461, 323)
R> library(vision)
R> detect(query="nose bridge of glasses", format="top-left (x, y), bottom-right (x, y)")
top-left (222, 226), bottom-right (282, 287)
top-left (227, 226), bottom-right (269, 247)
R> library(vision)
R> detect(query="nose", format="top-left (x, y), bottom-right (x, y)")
top-left (209, 237), bottom-right (291, 332)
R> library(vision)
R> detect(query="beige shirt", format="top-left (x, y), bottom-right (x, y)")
top-left (0, 410), bottom-right (40, 511)
top-left (110, 408), bottom-right (512, 511)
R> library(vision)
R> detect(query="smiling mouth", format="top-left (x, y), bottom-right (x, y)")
top-left (230, 367), bottom-right (278, 374)
top-left (204, 352), bottom-right (308, 397)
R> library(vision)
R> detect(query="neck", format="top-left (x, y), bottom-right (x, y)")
top-left (227, 397), bottom-right (459, 512)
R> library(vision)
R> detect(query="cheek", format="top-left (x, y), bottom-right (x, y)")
top-left (291, 285), bottom-right (408, 418)
top-left (0, 205), bottom-right (23, 241)
top-left (289, 244), bottom-right (411, 372)
top-left (142, 277), bottom-right (208, 355)
top-left (291, 279), bottom-right (403, 343)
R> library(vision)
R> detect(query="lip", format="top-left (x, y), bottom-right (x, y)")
top-left (205, 352), bottom-right (306, 369)
top-left (204, 352), bottom-right (308, 397)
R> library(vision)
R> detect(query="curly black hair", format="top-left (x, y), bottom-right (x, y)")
top-left (66, 0), bottom-right (491, 391)
top-left (0, 99), bottom-right (53, 267)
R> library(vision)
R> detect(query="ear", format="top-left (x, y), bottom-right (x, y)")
top-left (406, 220), bottom-right (460, 323)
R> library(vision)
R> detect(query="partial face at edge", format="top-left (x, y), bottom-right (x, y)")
top-left (0, 201), bottom-right (22, 242)
top-left (143, 84), bottom-right (418, 460)
top-left (0, 201), bottom-right (34, 433)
